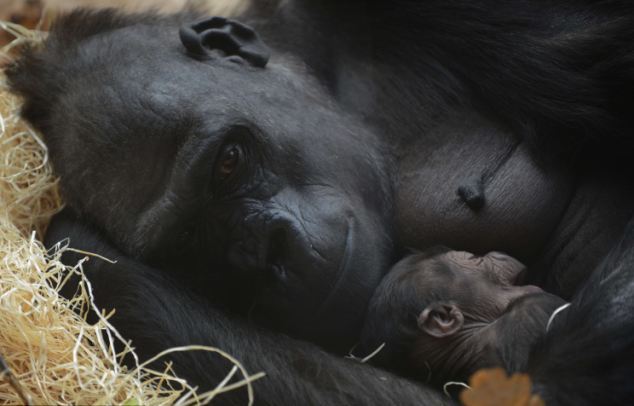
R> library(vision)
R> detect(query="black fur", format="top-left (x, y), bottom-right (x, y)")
top-left (8, 1), bottom-right (634, 403)
top-left (528, 218), bottom-right (634, 405)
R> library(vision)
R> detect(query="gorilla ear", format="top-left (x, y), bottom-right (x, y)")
top-left (417, 302), bottom-right (464, 338)
top-left (179, 16), bottom-right (270, 67)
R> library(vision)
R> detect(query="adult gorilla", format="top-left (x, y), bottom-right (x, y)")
top-left (7, 0), bottom-right (634, 404)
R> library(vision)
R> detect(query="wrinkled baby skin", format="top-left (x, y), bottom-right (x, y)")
top-left (360, 247), bottom-right (565, 383)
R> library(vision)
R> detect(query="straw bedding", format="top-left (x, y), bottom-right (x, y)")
top-left (0, 22), bottom-right (261, 406)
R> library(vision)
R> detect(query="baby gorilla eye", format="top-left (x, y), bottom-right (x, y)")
top-left (215, 143), bottom-right (242, 181)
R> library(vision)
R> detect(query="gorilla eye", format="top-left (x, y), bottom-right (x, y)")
top-left (215, 144), bottom-right (242, 181)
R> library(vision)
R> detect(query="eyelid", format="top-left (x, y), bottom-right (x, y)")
top-left (210, 128), bottom-right (257, 195)
top-left (217, 144), bottom-right (241, 175)
top-left (212, 142), bottom-right (245, 188)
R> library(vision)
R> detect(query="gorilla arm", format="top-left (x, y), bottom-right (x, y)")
top-left (526, 217), bottom-right (634, 406)
top-left (46, 211), bottom-right (453, 406)
top-left (258, 0), bottom-right (634, 149)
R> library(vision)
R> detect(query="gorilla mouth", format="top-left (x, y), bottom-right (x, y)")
top-left (314, 217), bottom-right (355, 317)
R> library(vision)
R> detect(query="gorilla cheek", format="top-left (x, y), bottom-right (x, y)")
top-left (309, 213), bottom-right (393, 348)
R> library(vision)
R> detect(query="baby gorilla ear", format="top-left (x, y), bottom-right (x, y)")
top-left (417, 302), bottom-right (464, 338)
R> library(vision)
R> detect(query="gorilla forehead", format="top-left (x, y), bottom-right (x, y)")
top-left (40, 22), bottom-right (386, 203)
top-left (57, 22), bottom-right (381, 186)
top-left (72, 21), bottom-right (343, 131)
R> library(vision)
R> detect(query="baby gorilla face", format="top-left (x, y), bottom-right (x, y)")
top-left (359, 248), bottom-right (549, 382)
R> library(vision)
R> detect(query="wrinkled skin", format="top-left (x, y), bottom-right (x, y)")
top-left (359, 249), bottom-right (565, 383)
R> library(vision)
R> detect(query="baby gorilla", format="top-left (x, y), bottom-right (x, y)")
top-left (359, 247), bottom-right (566, 384)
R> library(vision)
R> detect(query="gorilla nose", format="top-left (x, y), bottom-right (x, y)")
top-left (227, 215), bottom-right (292, 279)
top-left (266, 226), bottom-right (287, 269)
top-left (266, 224), bottom-right (287, 265)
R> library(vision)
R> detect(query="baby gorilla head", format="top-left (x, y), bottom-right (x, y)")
top-left (360, 247), bottom-right (566, 384)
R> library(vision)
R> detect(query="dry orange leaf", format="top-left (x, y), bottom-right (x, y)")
top-left (460, 368), bottom-right (545, 406)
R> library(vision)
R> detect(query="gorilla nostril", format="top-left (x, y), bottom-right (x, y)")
top-left (270, 264), bottom-right (287, 282)
top-left (267, 227), bottom-right (287, 268)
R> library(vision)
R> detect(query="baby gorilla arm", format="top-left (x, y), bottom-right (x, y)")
top-left (46, 211), bottom-right (452, 406)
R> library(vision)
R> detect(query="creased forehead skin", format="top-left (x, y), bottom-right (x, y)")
top-left (47, 16), bottom-right (348, 140)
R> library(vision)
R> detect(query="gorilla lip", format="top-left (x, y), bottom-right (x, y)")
top-left (314, 217), bottom-right (355, 318)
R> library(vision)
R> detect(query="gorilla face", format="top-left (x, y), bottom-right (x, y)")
top-left (11, 15), bottom-right (393, 345)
